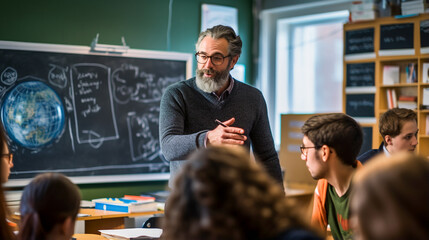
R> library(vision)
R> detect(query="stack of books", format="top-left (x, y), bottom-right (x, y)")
top-left (397, 95), bottom-right (417, 109)
top-left (349, 1), bottom-right (379, 22)
top-left (92, 195), bottom-right (158, 213)
top-left (401, 0), bottom-right (429, 15)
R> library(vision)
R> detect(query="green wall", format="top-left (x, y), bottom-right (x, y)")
top-left (0, 0), bottom-right (253, 200)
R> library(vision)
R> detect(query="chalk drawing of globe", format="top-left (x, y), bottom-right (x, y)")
top-left (1, 80), bottom-right (65, 149)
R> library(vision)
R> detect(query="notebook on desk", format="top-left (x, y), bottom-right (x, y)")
top-left (99, 228), bottom-right (162, 240)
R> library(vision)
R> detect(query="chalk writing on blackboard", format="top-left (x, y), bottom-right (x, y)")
top-left (0, 41), bottom-right (191, 185)
top-left (346, 94), bottom-right (375, 118)
top-left (345, 28), bottom-right (374, 55)
top-left (71, 63), bottom-right (118, 146)
top-left (380, 23), bottom-right (414, 50)
top-left (346, 63), bottom-right (375, 87)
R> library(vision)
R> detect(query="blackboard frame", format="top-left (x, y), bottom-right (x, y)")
top-left (0, 40), bottom-right (193, 187)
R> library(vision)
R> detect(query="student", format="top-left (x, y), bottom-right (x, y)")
top-left (1, 121), bottom-right (13, 183)
top-left (17, 172), bottom-right (81, 240)
top-left (159, 25), bottom-right (283, 188)
top-left (0, 126), bottom-right (15, 239)
top-left (358, 108), bottom-right (418, 164)
top-left (301, 113), bottom-right (363, 240)
top-left (162, 146), bottom-right (322, 240)
top-left (351, 152), bottom-right (429, 240)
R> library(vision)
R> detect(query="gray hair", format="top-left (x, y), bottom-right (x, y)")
top-left (195, 25), bottom-right (242, 57)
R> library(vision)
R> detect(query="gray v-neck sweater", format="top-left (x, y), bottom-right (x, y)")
top-left (160, 77), bottom-right (283, 186)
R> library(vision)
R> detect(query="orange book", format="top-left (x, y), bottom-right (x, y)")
top-left (123, 195), bottom-right (155, 202)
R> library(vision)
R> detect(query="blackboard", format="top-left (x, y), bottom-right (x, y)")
top-left (345, 28), bottom-right (374, 55)
top-left (0, 41), bottom-right (191, 186)
top-left (421, 20), bottom-right (429, 48)
top-left (380, 23), bottom-right (414, 50)
top-left (358, 126), bottom-right (373, 156)
top-left (346, 62), bottom-right (375, 87)
top-left (345, 94), bottom-right (375, 118)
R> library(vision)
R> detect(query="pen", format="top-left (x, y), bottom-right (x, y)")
top-left (215, 119), bottom-right (228, 127)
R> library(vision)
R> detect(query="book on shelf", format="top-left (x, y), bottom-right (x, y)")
top-left (383, 65), bottom-right (400, 85)
top-left (386, 89), bottom-right (398, 109)
top-left (423, 63), bottom-right (429, 83)
top-left (406, 63), bottom-right (417, 83)
top-left (99, 228), bottom-right (162, 240)
top-left (397, 95), bottom-right (417, 110)
top-left (423, 88), bottom-right (429, 107)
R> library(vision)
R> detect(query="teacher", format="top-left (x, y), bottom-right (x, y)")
top-left (159, 25), bottom-right (283, 188)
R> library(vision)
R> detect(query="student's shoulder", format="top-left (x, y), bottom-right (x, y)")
top-left (357, 148), bottom-right (383, 164)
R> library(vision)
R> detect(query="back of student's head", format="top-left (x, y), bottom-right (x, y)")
top-left (163, 146), bottom-right (312, 240)
top-left (379, 108), bottom-right (417, 141)
top-left (301, 113), bottom-right (363, 167)
top-left (18, 172), bottom-right (81, 240)
top-left (351, 153), bottom-right (429, 240)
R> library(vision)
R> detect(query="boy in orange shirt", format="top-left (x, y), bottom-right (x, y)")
top-left (301, 113), bottom-right (363, 240)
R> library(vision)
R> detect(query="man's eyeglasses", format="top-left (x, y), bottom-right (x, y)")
top-left (2, 153), bottom-right (13, 165)
top-left (300, 145), bottom-right (320, 156)
top-left (195, 52), bottom-right (231, 66)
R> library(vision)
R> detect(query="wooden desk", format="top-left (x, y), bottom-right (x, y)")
top-left (78, 208), bottom-right (164, 234)
top-left (73, 233), bottom-right (108, 240)
top-left (285, 182), bottom-right (315, 223)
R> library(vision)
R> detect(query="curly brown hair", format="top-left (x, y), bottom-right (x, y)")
top-left (162, 146), bottom-right (314, 240)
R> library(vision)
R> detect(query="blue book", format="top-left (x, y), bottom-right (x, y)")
top-left (92, 198), bottom-right (158, 213)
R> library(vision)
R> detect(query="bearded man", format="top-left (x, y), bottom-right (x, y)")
top-left (159, 25), bottom-right (283, 188)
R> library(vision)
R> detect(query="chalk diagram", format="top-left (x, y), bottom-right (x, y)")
top-left (70, 63), bottom-right (119, 147)
top-left (112, 63), bottom-right (181, 104)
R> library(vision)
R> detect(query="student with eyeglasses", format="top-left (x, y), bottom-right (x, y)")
top-left (160, 25), bottom-right (283, 189)
top-left (301, 113), bottom-right (363, 240)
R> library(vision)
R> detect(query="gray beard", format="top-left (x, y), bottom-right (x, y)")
top-left (195, 66), bottom-right (231, 93)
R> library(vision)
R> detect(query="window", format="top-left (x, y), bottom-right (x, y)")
top-left (274, 11), bottom-right (348, 145)
top-left (258, 3), bottom-right (350, 148)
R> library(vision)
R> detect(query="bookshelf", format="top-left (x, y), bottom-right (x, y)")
top-left (343, 13), bottom-right (429, 157)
